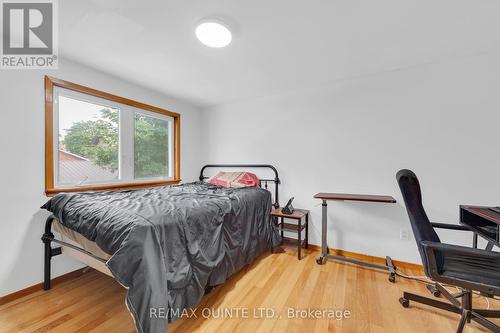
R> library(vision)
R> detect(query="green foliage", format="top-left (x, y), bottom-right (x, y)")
top-left (62, 109), bottom-right (169, 178)
top-left (134, 114), bottom-right (169, 179)
top-left (100, 108), bottom-right (119, 123)
top-left (63, 109), bottom-right (119, 172)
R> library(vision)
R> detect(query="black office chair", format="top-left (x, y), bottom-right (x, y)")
top-left (397, 169), bottom-right (500, 333)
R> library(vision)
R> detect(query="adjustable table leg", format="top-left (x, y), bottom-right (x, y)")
top-left (386, 256), bottom-right (397, 283)
top-left (316, 200), bottom-right (328, 265)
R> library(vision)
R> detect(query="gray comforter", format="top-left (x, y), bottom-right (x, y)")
top-left (42, 182), bottom-right (279, 333)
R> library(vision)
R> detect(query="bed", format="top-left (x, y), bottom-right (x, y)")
top-left (41, 164), bottom-right (281, 333)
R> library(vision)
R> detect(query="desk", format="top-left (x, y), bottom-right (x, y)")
top-left (460, 205), bottom-right (500, 250)
top-left (314, 192), bottom-right (398, 281)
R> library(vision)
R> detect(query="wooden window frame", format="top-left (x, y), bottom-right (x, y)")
top-left (45, 76), bottom-right (181, 195)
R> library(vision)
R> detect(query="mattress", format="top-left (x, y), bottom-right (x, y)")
top-left (53, 219), bottom-right (112, 276)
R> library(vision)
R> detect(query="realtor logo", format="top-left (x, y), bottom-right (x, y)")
top-left (1, 0), bottom-right (58, 69)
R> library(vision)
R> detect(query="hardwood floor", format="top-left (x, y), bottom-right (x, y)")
top-left (1, 248), bottom-right (498, 333)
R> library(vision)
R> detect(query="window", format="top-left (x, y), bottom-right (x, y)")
top-left (45, 76), bottom-right (180, 195)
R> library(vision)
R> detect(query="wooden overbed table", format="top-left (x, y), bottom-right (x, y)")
top-left (314, 192), bottom-right (398, 282)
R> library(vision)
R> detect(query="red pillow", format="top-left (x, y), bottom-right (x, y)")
top-left (209, 172), bottom-right (260, 188)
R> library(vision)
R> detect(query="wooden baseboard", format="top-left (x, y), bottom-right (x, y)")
top-left (307, 244), bottom-right (423, 272)
top-left (1, 246), bottom-right (423, 305)
top-left (0, 267), bottom-right (88, 306)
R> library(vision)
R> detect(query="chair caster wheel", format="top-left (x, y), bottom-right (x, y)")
top-left (316, 257), bottom-right (326, 265)
top-left (399, 297), bottom-right (410, 308)
top-left (388, 274), bottom-right (396, 283)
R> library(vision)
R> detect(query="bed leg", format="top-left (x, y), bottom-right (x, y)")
top-left (43, 239), bottom-right (51, 290)
top-left (42, 215), bottom-right (55, 290)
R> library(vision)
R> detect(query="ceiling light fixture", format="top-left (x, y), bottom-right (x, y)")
top-left (195, 19), bottom-right (232, 48)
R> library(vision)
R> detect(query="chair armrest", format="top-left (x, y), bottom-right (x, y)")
top-left (422, 241), bottom-right (500, 259)
top-left (421, 241), bottom-right (500, 278)
top-left (431, 222), bottom-right (470, 231)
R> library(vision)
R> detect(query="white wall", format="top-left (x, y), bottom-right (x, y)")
top-left (201, 51), bottom-right (500, 264)
top-left (2, 51), bottom-right (499, 297)
top-left (0, 59), bottom-right (202, 296)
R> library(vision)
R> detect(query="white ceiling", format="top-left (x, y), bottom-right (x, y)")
top-left (60, 0), bottom-right (500, 107)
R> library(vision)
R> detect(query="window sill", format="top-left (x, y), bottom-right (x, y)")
top-left (45, 179), bottom-right (181, 196)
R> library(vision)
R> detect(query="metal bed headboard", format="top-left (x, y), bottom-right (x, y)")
top-left (199, 164), bottom-right (280, 208)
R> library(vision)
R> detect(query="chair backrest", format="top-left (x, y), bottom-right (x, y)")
top-left (396, 169), bottom-right (441, 269)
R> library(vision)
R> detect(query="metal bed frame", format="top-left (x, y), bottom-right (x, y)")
top-left (199, 164), bottom-right (281, 209)
top-left (42, 164), bottom-right (281, 290)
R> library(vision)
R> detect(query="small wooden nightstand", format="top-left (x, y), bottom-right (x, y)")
top-left (271, 208), bottom-right (309, 260)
